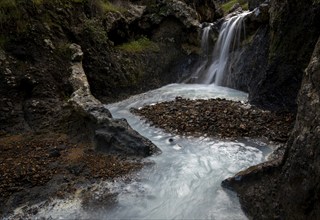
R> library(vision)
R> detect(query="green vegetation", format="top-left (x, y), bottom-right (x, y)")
top-left (70, 0), bottom-right (87, 3)
top-left (0, 0), bottom-right (18, 25)
top-left (83, 18), bottom-right (108, 44)
top-left (0, 0), bottom-right (16, 8)
top-left (101, 1), bottom-right (125, 12)
top-left (32, 0), bottom-right (44, 5)
top-left (55, 41), bottom-right (72, 60)
top-left (221, 0), bottom-right (248, 14)
top-left (117, 37), bottom-right (160, 53)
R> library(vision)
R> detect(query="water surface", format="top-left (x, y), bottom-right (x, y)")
top-left (8, 84), bottom-right (272, 220)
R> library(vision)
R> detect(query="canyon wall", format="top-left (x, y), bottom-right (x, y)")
top-left (223, 1), bottom-right (320, 218)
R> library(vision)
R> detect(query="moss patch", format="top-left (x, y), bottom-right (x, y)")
top-left (221, 0), bottom-right (248, 14)
top-left (101, 0), bottom-right (125, 13)
top-left (117, 37), bottom-right (160, 53)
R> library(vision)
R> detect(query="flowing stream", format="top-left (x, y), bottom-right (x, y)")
top-left (9, 84), bottom-right (273, 219)
top-left (101, 84), bottom-right (272, 220)
top-left (6, 12), bottom-right (268, 220)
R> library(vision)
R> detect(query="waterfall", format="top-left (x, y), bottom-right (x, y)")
top-left (188, 12), bottom-right (250, 85)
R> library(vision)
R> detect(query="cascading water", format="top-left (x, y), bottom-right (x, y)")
top-left (5, 11), bottom-right (270, 220)
top-left (187, 12), bottom-right (250, 85)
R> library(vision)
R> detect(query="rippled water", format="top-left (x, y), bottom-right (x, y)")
top-left (101, 84), bottom-right (271, 220)
top-left (7, 84), bottom-right (272, 219)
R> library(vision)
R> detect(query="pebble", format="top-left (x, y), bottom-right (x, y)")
top-left (131, 98), bottom-right (295, 142)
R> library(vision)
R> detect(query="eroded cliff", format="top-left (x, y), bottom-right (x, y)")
top-left (222, 1), bottom-right (320, 218)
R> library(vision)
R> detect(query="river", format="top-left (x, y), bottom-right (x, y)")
top-left (7, 84), bottom-right (272, 220)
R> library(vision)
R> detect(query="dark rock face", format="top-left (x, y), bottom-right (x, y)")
top-left (248, 0), bottom-right (265, 11)
top-left (95, 119), bottom-right (159, 157)
top-left (223, 36), bottom-right (320, 220)
top-left (0, 1), bottom-right (168, 157)
top-left (79, 0), bottom-right (202, 103)
top-left (68, 43), bottom-right (160, 157)
top-left (181, 0), bottom-right (223, 22)
top-left (250, 0), bottom-right (320, 111)
top-left (0, 0), bottom-right (208, 132)
top-left (225, 0), bottom-right (320, 112)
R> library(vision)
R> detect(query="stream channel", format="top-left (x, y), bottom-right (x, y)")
top-left (102, 83), bottom-right (272, 220)
top-left (7, 83), bottom-right (274, 219)
top-left (20, 83), bottom-right (273, 219)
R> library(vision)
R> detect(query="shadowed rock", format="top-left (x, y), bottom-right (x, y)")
top-left (68, 43), bottom-right (160, 157)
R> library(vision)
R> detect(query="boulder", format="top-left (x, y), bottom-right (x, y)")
top-left (68, 44), bottom-right (160, 157)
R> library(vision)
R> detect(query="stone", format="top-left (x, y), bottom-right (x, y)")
top-left (69, 43), bottom-right (83, 62)
top-left (228, 3), bottom-right (241, 14)
top-left (0, 49), bottom-right (6, 61)
top-left (95, 120), bottom-right (159, 157)
top-left (248, 2), bottom-right (270, 23)
top-left (68, 44), bottom-right (161, 158)
top-left (181, 0), bottom-right (223, 22)
top-left (248, 0), bottom-right (265, 11)
top-left (44, 39), bottom-right (55, 50)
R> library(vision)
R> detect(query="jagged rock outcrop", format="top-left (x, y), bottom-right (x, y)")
top-left (68, 43), bottom-right (160, 157)
top-left (219, 0), bottom-right (320, 218)
top-left (76, 0), bottom-right (203, 103)
top-left (223, 35), bottom-right (320, 220)
top-left (0, 0), bottom-right (211, 134)
top-left (181, 0), bottom-right (223, 22)
top-left (225, 0), bottom-right (320, 112)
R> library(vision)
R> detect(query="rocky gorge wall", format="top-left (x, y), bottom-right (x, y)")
top-left (0, 0), bottom-right (222, 140)
top-left (225, 0), bottom-right (320, 112)
top-left (2, 0), bottom-right (320, 218)
top-left (224, 34), bottom-right (320, 220)
top-left (222, 0), bottom-right (320, 219)
top-left (0, 0), bottom-right (214, 214)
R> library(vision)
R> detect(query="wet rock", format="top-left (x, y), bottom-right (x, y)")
top-left (48, 149), bottom-right (61, 158)
top-left (222, 34), bottom-right (320, 220)
top-left (69, 43), bottom-right (83, 62)
top-left (224, 0), bottom-right (320, 112)
top-left (248, 0), bottom-right (266, 11)
top-left (43, 39), bottom-right (55, 50)
top-left (67, 164), bottom-right (85, 176)
top-left (181, 0), bottom-right (223, 22)
top-left (95, 119), bottom-right (159, 157)
top-left (228, 3), bottom-right (241, 14)
top-left (248, 2), bottom-right (270, 24)
top-left (68, 44), bottom-right (160, 157)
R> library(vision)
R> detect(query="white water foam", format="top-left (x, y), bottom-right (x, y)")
top-left (187, 12), bottom-right (250, 85)
top-left (6, 84), bottom-right (271, 220)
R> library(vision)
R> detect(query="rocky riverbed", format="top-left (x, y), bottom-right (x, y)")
top-left (131, 97), bottom-right (295, 143)
top-left (0, 133), bottom-right (143, 217)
